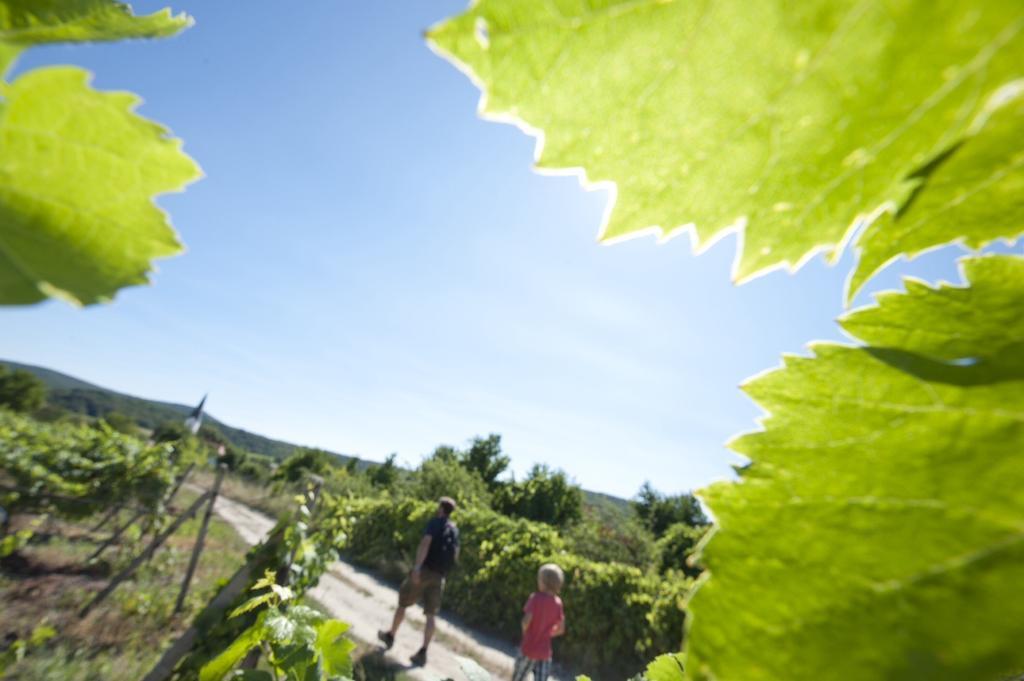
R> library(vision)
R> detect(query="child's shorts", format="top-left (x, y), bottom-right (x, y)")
top-left (512, 654), bottom-right (552, 681)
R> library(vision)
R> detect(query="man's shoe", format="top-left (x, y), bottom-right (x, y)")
top-left (377, 630), bottom-right (394, 650)
top-left (410, 647), bottom-right (427, 667)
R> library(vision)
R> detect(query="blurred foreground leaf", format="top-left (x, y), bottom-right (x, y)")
top-left (686, 254), bottom-right (1024, 679)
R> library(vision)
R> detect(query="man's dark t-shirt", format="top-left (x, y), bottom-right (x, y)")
top-left (422, 516), bottom-right (459, 575)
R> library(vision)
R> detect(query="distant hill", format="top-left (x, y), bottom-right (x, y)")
top-left (582, 489), bottom-right (632, 518)
top-left (0, 359), bottom-right (349, 463)
top-left (2, 359), bottom-right (633, 510)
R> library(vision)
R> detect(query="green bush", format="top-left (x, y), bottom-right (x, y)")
top-left (564, 512), bottom-right (656, 568)
top-left (493, 464), bottom-right (583, 527)
top-left (328, 497), bottom-right (691, 678)
top-left (0, 368), bottom-right (45, 413)
top-left (405, 456), bottom-right (492, 509)
top-left (654, 523), bottom-right (707, 578)
top-left (0, 409), bottom-right (175, 519)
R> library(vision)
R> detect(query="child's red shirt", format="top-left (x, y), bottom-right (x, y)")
top-left (520, 591), bottom-right (564, 661)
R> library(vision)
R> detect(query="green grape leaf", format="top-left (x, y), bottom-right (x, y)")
top-left (429, 2), bottom-right (1024, 283)
top-left (849, 86), bottom-right (1024, 299)
top-left (645, 653), bottom-right (686, 681)
top-left (0, 1), bottom-right (191, 75)
top-left (313, 619), bottom-right (355, 678)
top-left (199, 623), bottom-right (264, 681)
top-left (0, 66), bottom-right (200, 305)
top-left (685, 254), bottom-right (1024, 680)
top-left (229, 591), bottom-right (274, 619)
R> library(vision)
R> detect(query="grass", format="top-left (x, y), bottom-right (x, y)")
top-left (192, 468), bottom-right (295, 520)
top-left (0, 487), bottom-right (252, 680)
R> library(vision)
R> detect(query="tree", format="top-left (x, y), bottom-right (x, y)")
top-left (408, 455), bottom-right (491, 508)
top-left (459, 434), bottom-right (509, 489)
top-left (367, 453), bottom-right (399, 489)
top-left (631, 482), bottom-right (708, 538)
top-left (655, 522), bottom-right (708, 578)
top-left (217, 444), bottom-right (248, 471)
top-left (494, 464), bottom-right (583, 527)
top-left (429, 444), bottom-right (459, 464)
top-left (273, 448), bottom-right (331, 484)
top-left (0, 367), bottom-right (46, 413)
top-left (152, 420), bottom-right (189, 443)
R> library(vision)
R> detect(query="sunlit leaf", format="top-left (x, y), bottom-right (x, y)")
top-left (429, 2), bottom-right (1023, 284)
top-left (0, 67), bottom-right (200, 305)
top-left (199, 623), bottom-right (264, 681)
top-left (685, 254), bottom-right (1024, 680)
top-left (314, 619), bottom-right (355, 678)
top-left (645, 653), bottom-right (685, 681)
top-left (264, 611), bottom-right (296, 643)
top-left (229, 592), bottom-right (274, 619)
top-left (0, 0), bottom-right (191, 75)
top-left (849, 88), bottom-right (1024, 299)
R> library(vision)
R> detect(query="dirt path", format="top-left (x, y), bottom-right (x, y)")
top-left (208, 492), bottom-right (520, 681)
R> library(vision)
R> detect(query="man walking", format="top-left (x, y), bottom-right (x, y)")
top-left (378, 496), bottom-right (460, 667)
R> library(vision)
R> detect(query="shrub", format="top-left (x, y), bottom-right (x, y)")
top-left (328, 497), bottom-right (691, 678)
top-left (493, 464), bottom-right (583, 527)
top-left (405, 456), bottom-right (492, 509)
top-left (564, 513), bottom-right (656, 568)
top-left (654, 523), bottom-right (707, 578)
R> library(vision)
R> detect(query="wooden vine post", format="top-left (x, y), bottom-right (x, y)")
top-left (173, 464), bottom-right (226, 612)
top-left (79, 466), bottom-right (225, 619)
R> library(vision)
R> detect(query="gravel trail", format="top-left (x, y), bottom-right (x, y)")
top-left (207, 492), bottom-right (519, 681)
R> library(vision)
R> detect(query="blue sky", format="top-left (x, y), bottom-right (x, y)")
top-left (0, 1), bottom-right (1000, 498)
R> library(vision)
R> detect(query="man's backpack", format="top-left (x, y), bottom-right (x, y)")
top-left (435, 520), bottom-right (459, 573)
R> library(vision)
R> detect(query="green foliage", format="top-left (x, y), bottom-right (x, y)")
top-left (329, 496), bottom-right (691, 677)
top-left (431, 5), bottom-right (1024, 678)
top-left (0, 409), bottom-right (175, 519)
top-left (564, 508), bottom-right (655, 568)
top-left (200, 571), bottom-right (354, 681)
top-left (273, 448), bottom-right (332, 484)
top-left (0, 527), bottom-right (32, 557)
top-left (407, 454), bottom-right (491, 508)
top-left (850, 91), bottom-right (1024, 298)
top-left (653, 523), bottom-right (706, 578)
top-left (429, 1), bottom-right (1023, 288)
top-left (631, 483), bottom-right (707, 539)
top-left (0, 625), bottom-right (56, 674)
top-left (0, 365), bottom-right (45, 411)
top-left (493, 463), bottom-right (583, 527)
top-left (0, 1), bottom-right (190, 55)
top-left (101, 410), bottom-right (140, 436)
top-left (458, 434), bottom-right (510, 489)
top-left (153, 419), bottom-right (190, 443)
top-left (644, 653), bottom-right (686, 681)
top-left (236, 456), bottom-right (273, 483)
top-left (686, 255), bottom-right (1024, 680)
top-left (173, 484), bottom-right (350, 680)
top-left (0, 1), bottom-right (200, 305)
top-left (366, 453), bottom-right (400, 489)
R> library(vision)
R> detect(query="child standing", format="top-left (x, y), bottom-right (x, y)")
top-left (512, 563), bottom-right (565, 681)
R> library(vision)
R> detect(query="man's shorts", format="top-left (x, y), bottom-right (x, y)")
top-left (398, 567), bottom-right (445, 615)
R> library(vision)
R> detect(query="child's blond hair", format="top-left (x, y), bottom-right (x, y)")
top-left (538, 563), bottom-right (564, 594)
